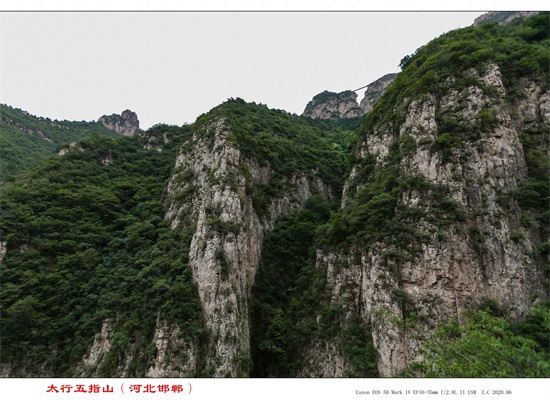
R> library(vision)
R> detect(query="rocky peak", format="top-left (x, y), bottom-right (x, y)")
top-left (301, 61), bottom-right (549, 377)
top-left (164, 111), bottom-right (337, 376)
top-left (302, 90), bottom-right (362, 119)
top-left (303, 73), bottom-right (397, 120)
top-left (98, 109), bottom-right (140, 136)
top-left (359, 73), bottom-right (397, 113)
top-left (473, 11), bottom-right (541, 26)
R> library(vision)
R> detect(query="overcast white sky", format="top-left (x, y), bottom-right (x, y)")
top-left (1, 12), bottom-right (483, 128)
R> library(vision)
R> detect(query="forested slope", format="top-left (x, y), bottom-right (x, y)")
top-left (0, 14), bottom-right (548, 378)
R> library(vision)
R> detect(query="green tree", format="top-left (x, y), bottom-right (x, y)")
top-left (407, 309), bottom-right (550, 377)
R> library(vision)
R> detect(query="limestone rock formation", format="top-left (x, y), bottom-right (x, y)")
top-left (163, 117), bottom-right (335, 376)
top-left (302, 74), bottom-right (397, 120)
top-left (98, 109), bottom-right (140, 136)
top-left (473, 11), bottom-right (541, 26)
top-left (359, 73), bottom-right (397, 113)
top-left (300, 64), bottom-right (549, 377)
top-left (302, 90), bottom-right (362, 119)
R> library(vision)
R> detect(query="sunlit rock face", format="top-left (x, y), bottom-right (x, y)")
top-left (164, 117), bottom-right (335, 376)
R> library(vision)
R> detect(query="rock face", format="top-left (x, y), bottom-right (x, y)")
top-left (300, 64), bottom-right (549, 377)
top-left (0, 241), bottom-right (7, 261)
top-left (77, 320), bottom-right (116, 376)
top-left (75, 316), bottom-right (197, 378)
top-left (359, 73), bottom-right (397, 113)
top-left (302, 90), bottom-right (362, 119)
top-left (473, 11), bottom-right (541, 26)
top-left (302, 74), bottom-right (397, 120)
top-left (161, 117), bottom-right (334, 377)
top-left (2, 15), bottom-right (548, 379)
top-left (145, 318), bottom-right (198, 378)
top-left (98, 110), bottom-right (140, 136)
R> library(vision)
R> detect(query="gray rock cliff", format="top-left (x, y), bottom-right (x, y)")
top-left (359, 73), bottom-right (397, 114)
top-left (302, 74), bottom-right (397, 120)
top-left (302, 90), bottom-right (362, 119)
top-left (162, 117), bottom-right (335, 376)
top-left (300, 64), bottom-right (549, 377)
top-left (473, 11), bottom-right (541, 26)
top-left (98, 109), bottom-right (140, 136)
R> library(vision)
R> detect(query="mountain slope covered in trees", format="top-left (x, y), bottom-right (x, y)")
top-left (0, 13), bottom-right (549, 378)
top-left (0, 104), bottom-right (122, 181)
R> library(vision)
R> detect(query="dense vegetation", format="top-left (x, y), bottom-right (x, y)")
top-left (192, 99), bottom-right (356, 213)
top-left (405, 303), bottom-right (550, 377)
top-left (1, 14), bottom-right (548, 378)
top-left (0, 104), bottom-right (119, 180)
top-left (250, 196), bottom-right (378, 377)
top-left (0, 124), bottom-right (204, 376)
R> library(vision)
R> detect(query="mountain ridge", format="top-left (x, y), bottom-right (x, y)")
top-left (0, 104), bottom-right (123, 181)
top-left (0, 12), bottom-right (548, 378)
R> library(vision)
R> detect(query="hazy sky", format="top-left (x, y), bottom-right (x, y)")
top-left (1, 12), bottom-right (483, 129)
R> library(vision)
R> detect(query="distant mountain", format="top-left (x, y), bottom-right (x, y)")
top-left (473, 11), bottom-right (541, 26)
top-left (302, 90), bottom-right (362, 119)
top-left (98, 109), bottom-right (140, 136)
top-left (359, 73), bottom-right (398, 113)
top-left (0, 105), bottom-right (125, 181)
top-left (302, 73), bottom-right (397, 119)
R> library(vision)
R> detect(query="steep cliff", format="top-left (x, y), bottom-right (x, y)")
top-left (163, 100), bottom-right (344, 376)
top-left (296, 15), bottom-right (550, 377)
top-left (359, 73), bottom-right (397, 114)
top-left (0, 14), bottom-right (548, 379)
top-left (98, 109), bottom-right (140, 136)
top-left (302, 90), bottom-right (363, 119)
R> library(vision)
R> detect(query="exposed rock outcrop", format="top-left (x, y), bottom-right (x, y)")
top-left (77, 320), bottom-right (116, 376)
top-left (145, 317), bottom-right (198, 378)
top-left (302, 90), bottom-right (362, 119)
top-left (98, 110), bottom-right (140, 136)
top-left (58, 142), bottom-right (83, 156)
top-left (303, 74), bottom-right (397, 120)
top-left (473, 11), bottom-right (541, 26)
top-left (301, 64), bottom-right (549, 377)
top-left (359, 73), bottom-right (397, 113)
top-left (0, 241), bottom-right (7, 261)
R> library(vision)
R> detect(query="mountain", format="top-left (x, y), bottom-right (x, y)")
top-left (302, 90), bottom-right (363, 119)
top-left (98, 110), bottom-right (140, 136)
top-left (296, 13), bottom-right (550, 376)
top-left (0, 13), bottom-right (548, 378)
top-left (0, 105), bottom-right (122, 181)
top-left (0, 99), bottom-right (356, 377)
top-left (359, 73), bottom-right (398, 113)
top-left (302, 73), bottom-right (397, 120)
top-left (473, 11), bottom-right (542, 26)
